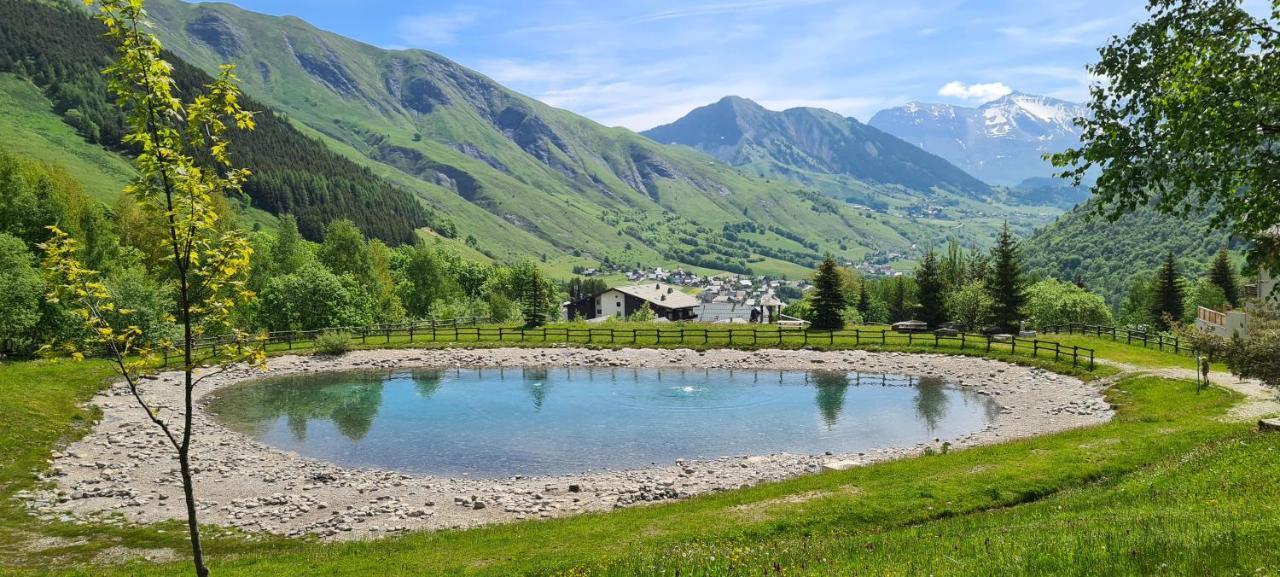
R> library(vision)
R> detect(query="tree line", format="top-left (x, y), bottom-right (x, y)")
top-left (787, 224), bottom-right (1086, 333)
top-left (0, 146), bottom-right (559, 357)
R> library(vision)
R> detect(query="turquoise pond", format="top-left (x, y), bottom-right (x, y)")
top-left (206, 367), bottom-right (998, 478)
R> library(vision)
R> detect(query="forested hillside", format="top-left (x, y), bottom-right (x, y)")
top-left (0, 0), bottom-right (429, 243)
top-left (131, 0), bottom-right (1061, 275)
top-left (1022, 201), bottom-right (1235, 305)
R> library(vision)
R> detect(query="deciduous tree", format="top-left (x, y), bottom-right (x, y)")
top-left (1053, 0), bottom-right (1280, 277)
top-left (40, 3), bottom-right (263, 574)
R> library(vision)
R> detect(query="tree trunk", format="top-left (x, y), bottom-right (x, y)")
top-left (178, 447), bottom-right (209, 577)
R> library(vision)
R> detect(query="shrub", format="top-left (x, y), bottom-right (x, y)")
top-left (1025, 279), bottom-right (1113, 328)
top-left (313, 331), bottom-right (353, 356)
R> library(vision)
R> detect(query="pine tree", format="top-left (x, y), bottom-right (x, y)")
top-left (915, 248), bottom-right (946, 327)
top-left (1208, 249), bottom-right (1240, 307)
top-left (518, 262), bottom-right (550, 328)
top-left (810, 255), bottom-right (846, 330)
top-left (987, 222), bottom-right (1027, 332)
top-left (856, 281), bottom-right (870, 317)
top-left (1151, 252), bottom-right (1185, 330)
top-left (888, 277), bottom-right (912, 323)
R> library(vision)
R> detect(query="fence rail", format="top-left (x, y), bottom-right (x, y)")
top-left (159, 321), bottom-right (1097, 370)
top-left (1039, 323), bottom-right (1193, 357)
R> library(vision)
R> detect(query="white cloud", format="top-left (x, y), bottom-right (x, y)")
top-left (937, 81), bottom-right (1013, 102)
top-left (397, 11), bottom-right (477, 46)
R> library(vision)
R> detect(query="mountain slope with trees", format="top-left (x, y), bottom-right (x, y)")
top-left (1021, 200), bottom-right (1235, 306)
top-left (0, 0), bottom-right (430, 243)
top-left (129, 0), bottom-right (1061, 274)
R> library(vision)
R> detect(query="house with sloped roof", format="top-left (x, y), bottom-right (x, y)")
top-left (566, 283), bottom-right (700, 321)
top-left (1196, 228), bottom-right (1279, 339)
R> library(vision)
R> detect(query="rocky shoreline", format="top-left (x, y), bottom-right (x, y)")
top-left (22, 347), bottom-right (1112, 540)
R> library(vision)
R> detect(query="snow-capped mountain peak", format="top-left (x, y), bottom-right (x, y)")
top-left (977, 93), bottom-right (1083, 138)
top-left (867, 91), bottom-right (1086, 185)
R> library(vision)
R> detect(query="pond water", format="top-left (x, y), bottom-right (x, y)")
top-left (206, 367), bottom-right (998, 478)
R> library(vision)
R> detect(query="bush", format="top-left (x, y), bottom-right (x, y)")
top-left (313, 331), bottom-right (353, 356)
top-left (1025, 279), bottom-right (1113, 328)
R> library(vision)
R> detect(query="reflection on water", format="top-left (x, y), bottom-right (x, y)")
top-left (915, 376), bottom-right (949, 433)
top-left (207, 367), bottom-right (996, 477)
top-left (811, 370), bottom-right (849, 429)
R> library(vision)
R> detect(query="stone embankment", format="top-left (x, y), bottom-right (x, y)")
top-left (22, 347), bottom-right (1112, 540)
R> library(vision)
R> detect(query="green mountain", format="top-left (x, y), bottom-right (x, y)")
top-left (0, 0), bottom-right (430, 243)
top-left (642, 96), bottom-right (993, 199)
top-left (1022, 201), bottom-right (1235, 305)
top-left (0, 0), bottom-right (1062, 277)
top-left (134, 0), bottom-right (1062, 275)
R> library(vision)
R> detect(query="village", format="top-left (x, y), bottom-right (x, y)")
top-left (565, 266), bottom-right (808, 323)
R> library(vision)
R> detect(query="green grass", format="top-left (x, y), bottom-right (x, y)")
top-left (0, 333), bottom-right (1272, 576)
top-left (0, 73), bottom-right (135, 201)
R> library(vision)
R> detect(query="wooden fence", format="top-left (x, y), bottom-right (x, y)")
top-left (1039, 323), bottom-right (1193, 357)
top-left (163, 322), bottom-right (1097, 370)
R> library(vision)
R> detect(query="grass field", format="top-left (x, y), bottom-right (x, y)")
top-left (0, 327), bottom-right (1274, 576)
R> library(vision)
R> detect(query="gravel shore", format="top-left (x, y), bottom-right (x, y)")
top-left (23, 347), bottom-right (1112, 540)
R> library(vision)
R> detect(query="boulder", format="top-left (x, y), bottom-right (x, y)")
top-left (819, 460), bottom-right (859, 472)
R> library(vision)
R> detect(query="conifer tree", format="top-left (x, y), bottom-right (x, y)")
top-left (888, 277), bottom-right (912, 323)
top-left (1208, 249), bottom-right (1240, 308)
top-left (810, 255), bottom-right (846, 330)
top-left (518, 261), bottom-right (550, 328)
top-left (987, 222), bottom-right (1027, 332)
top-left (915, 248), bottom-right (946, 327)
top-left (1152, 251), bottom-right (1186, 330)
top-left (856, 281), bottom-right (871, 317)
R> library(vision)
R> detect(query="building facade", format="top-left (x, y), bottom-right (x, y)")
top-left (568, 283), bottom-right (699, 321)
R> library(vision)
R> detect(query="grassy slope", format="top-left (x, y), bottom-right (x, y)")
top-left (0, 73), bottom-right (134, 202)
top-left (0, 72), bottom-right (281, 233)
top-left (0, 332), bottom-right (1274, 575)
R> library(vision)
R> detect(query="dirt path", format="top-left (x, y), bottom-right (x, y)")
top-left (1096, 359), bottom-right (1279, 421)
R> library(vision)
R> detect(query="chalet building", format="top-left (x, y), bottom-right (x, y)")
top-left (568, 283), bottom-right (699, 321)
top-left (1196, 230), bottom-right (1278, 339)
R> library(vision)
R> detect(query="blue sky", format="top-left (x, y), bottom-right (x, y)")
top-left (202, 0), bottom-right (1159, 129)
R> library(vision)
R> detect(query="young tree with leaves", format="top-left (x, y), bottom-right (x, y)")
top-left (1208, 249), bottom-right (1240, 308)
top-left (41, 2), bottom-right (262, 575)
top-left (810, 255), bottom-right (846, 330)
top-left (915, 248), bottom-right (946, 327)
top-left (946, 280), bottom-right (994, 331)
top-left (987, 223), bottom-right (1026, 332)
top-left (1151, 252), bottom-right (1186, 331)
